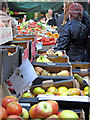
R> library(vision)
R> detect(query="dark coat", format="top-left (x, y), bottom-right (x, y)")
top-left (47, 18), bottom-right (57, 26)
top-left (56, 19), bottom-right (88, 62)
top-left (57, 11), bottom-right (89, 34)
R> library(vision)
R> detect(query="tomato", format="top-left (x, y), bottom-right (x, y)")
top-left (0, 106), bottom-right (7, 119)
top-left (6, 101), bottom-right (22, 116)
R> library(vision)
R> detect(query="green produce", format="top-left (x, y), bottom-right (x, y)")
top-left (74, 74), bottom-right (83, 84)
top-left (33, 87), bottom-right (45, 96)
top-left (59, 110), bottom-right (79, 119)
top-left (36, 55), bottom-right (52, 63)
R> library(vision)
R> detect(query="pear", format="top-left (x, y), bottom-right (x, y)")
top-left (41, 71), bottom-right (48, 76)
top-left (57, 70), bottom-right (69, 76)
top-left (48, 73), bottom-right (52, 76)
top-left (35, 67), bottom-right (43, 74)
top-left (52, 73), bottom-right (57, 76)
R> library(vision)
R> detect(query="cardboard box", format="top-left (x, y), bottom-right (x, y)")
top-left (0, 46), bottom-right (20, 84)
top-left (9, 40), bottom-right (32, 61)
top-left (38, 49), bottom-right (66, 55)
top-left (13, 34), bottom-right (37, 61)
top-left (32, 76), bottom-right (74, 85)
top-left (13, 34), bottom-right (36, 42)
top-left (72, 69), bottom-right (90, 77)
top-left (32, 62), bottom-right (72, 76)
top-left (71, 62), bottom-right (90, 69)
top-left (30, 79), bottom-right (83, 96)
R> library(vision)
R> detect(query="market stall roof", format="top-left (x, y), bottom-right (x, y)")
top-left (8, 2), bottom-right (63, 13)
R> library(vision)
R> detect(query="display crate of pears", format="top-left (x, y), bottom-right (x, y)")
top-left (32, 61), bottom-right (73, 80)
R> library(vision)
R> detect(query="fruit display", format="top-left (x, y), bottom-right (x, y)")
top-left (38, 50), bottom-right (63, 57)
top-left (82, 86), bottom-right (90, 96)
top-left (0, 96), bottom-right (85, 119)
top-left (30, 86), bottom-right (82, 97)
top-left (0, 96), bottom-right (29, 119)
top-left (35, 66), bottom-right (70, 76)
top-left (29, 100), bottom-right (81, 119)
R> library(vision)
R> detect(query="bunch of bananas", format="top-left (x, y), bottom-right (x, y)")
top-left (36, 55), bottom-right (52, 63)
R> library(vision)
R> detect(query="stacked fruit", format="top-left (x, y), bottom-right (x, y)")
top-left (0, 96), bottom-right (29, 119)
top-left (74, 74), bottom-right (90, 96)
top-left (29, 100), bottom-right (80, 119)
top-left (46, 32), bottom-right (59, 38)
top-left (29, 86), bottom-right (81, 97)
top-left (0, 96), bottom-right (81, 119)
top-left (35, 67), bottom-right (70, 76)
top-left (82, 86), bottom-right (90, 96)
top-left (46, 50), bottom-right (63, 57)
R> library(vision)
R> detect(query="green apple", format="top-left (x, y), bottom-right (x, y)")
top-left (59, 110), bottom-right (79, 119)
top-left (84, 86), bottom-right (90, 92)
top-left (20, 108), bottom-right (29, 119)
top-left (45, 92), bottom-right (54, 95)
top-left (47, 87), bottom-right (58, 95)
top-left (33, 87), bottom-right (45, 96)
top-left (35, 101), bottom-right (52, 118)
top-left (22, 92), bottom-right (31, 97)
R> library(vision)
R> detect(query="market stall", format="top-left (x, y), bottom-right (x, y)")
top-left (0, 1), bottom-right (90, 120)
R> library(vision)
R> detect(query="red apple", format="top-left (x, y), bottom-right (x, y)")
top-left (7, 115), bottom-right (22, 120)
top-left (29, 104), bottom-right (37, 118)
top-left (35, 101), bottom-right (52, 118)
top-left (58, 111), bottom-right (62, 116)
top-left (2, 96), bottom-right (18, 109)
top-left (59, 110), bottom-right (79, 119)
top-left (46, 100), bottom-right (59, 115)
top-left (6, 101), bottom-right (22, 116)
top-left (0, 106), bottom-right (7, 119)
top-left (46, 114), bottom-right (59, 120)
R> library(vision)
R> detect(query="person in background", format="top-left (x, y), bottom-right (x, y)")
top-left (57, 1), bottom-right (89, 34)
top-left (45, 13), bottom-right (56, 26)
top-left (48, 8), bottom-right (57, 26)
top-left (48, 9), bottom-right (54, 18)
top-left (55, 3), bottom-right (88, 62)
top-left (0, 1), bottom-right (18, 35)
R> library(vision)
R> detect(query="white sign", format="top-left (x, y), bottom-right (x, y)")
top-left (10, 59), bottom-right (38, 96)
